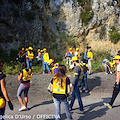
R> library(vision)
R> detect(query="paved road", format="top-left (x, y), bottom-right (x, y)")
top-left (4, 73), bottom-right (120, 120)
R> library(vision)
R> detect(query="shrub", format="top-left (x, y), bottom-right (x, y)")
top-left (44, 0), bottom-right (50, 6)
top-left (80, 10), bottom-right (93, 25)
top-left (109, 26), bottom-right (120, 44)
top-left (27, 0), bottom-right (34, 4)
top-left (24, 11), bottom-right (35, 21)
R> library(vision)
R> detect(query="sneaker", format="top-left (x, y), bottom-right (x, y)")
top-left (19, 106), bottom-right (26, 111)
top-left (76, 110), bottom-right (85, 114)
top-left (48, 72), bottom-right (51, 74)
top-left (105, 73), bottom-right (108, 75)
top-left (85, 90), bottom-right (88, 93)
top-left (80, 90), bottom-right (83, 93)
top-left (103, 103), bottom-right (112, 109)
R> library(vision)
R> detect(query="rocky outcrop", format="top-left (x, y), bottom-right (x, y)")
top-left (0, 0), bottom-right (120, 57)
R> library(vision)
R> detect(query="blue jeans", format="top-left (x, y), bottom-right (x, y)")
top-left (83, 73), bottom-right (88, 90)
top-left (27, 60), bottom-right (32, 69)
top-left (53, 98), bottom-right (73, 120)
top-left (70, 85), bottom-right (84, 111)
top-left (43, 62), bottom-right (51, 73)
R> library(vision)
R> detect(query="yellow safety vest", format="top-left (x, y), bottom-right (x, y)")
top-left (22, 69), bottom-right (31, 81)
top-left (52, 75), bottom-right (67, 95)
top-left (28, 51), bottom-right (34, 60)
top-left (73, 64), bottom-right (83, 80)
top-left (87, 51), bottom-right (93, 59)
top-left (43, 52), bottom-right (49, 62)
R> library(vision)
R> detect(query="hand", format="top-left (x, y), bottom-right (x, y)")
top-left (8, 101), bottom-right (13, 110)
top-left (115, 83), bottom-right (119, 89)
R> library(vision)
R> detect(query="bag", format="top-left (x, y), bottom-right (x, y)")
top-left (0, 97), bottom-right (5, 109)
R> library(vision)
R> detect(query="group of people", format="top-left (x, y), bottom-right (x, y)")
top-left (1, 45), bottom-right (120, 120)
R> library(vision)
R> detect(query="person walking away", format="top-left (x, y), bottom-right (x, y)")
top-left (17, 63), bottom-right (32, 111)
top-left (0, 60), bottom-right (13, 120)
top-left (43, 48), bottom-right (51, 74)
top-left (26, 47), bottom-right (34, 69)
top-left (84, 47), bottom-right (89, 64)
top-left (80, 59), bottom-right (89, 93)
top-left (18, 48), bottom-right (25, 64)
top-left (103, 56), bottom-right (120, 108)
top-left (65, 48), bottom-right (73, 66)
top-left (102, 59), bottom-right (114, 74)
top-left (48, 59), bottom-right (59, 75)
top-left (50, 65), bottom-right (73, 120)
top-left (87, 47), bottom-right (93, 75)
top-left (69, 57), bottom-right (84, 114)
top-left (36, 49), bottom-right (42, 65)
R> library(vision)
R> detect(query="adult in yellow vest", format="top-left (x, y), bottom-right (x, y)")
top-left (17, 63), bottom-right (32, 111)
top-left (75, 48), bottom-right (80, 59)
top-left (26, 47), bottom-right (34, 69)
top-left (104, 56), bottom-right (120, 109)
top-left (69, 57), bottom-right (84, 114)
top-left (87, 47), bottom-right (93, 75)
top-left (43, 48), bottom-right (51, 74)
top-left (50, 65), bottom-right (73, 120)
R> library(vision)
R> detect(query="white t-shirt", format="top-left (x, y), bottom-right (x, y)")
top-left (116, 64), bottom-right (120, 82)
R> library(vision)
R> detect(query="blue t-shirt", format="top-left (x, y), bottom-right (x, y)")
top-left (0, 72), bottom-right (6, 97)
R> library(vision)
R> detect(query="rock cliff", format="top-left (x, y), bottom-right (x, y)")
top-left (0, 0), bottom-right (120, 58)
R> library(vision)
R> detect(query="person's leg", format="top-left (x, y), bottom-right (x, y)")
top-left (69, 87), bottom-right (76, 109)
top-left (69, 57), bottom-right (71, 66)
top-left (43, 62), bottom-right (46, 74)
top-left (61, 98), bottom-right (73, 120)
top-left (46, 62), bottom-right (51, 73)
top-left (24, 87), bottom-right (30, 108)
top-left (109, 85), bottom-right (119, 106)
top-left (17, 86), bottom-right (25, 107)
top-left (53, 98), bottom-right (61, 120)
top-left (26, 60), bottom-right (30, 69)
top-left (75, 86), bottom-right (84, 111)
top-left (83, 73), bottom-right (88, 90)
top-left (29, 61), bottom-right (32, 69)
top-left (66, 57), bottom-right (69, 65)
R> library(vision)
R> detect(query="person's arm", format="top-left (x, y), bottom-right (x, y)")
top-left (67, 84), bottom-right (71, 93)
top-left (1, 78), bottom-right (10, 102)
top-left (107, 66), bottom-right (112, 73)
top-left (18, 72), bottom-right (22, 81)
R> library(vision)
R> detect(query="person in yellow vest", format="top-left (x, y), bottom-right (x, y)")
top-left (87, 47), bottom-right (93, 75)
top-left (48, 59), bottom-right (59, 75)
top-left (65, 48), bottom-right (73, 66)
top-left (104, 56), bottom-right (120, 109)
top-left (43, 48), bottom-right (51, 74)
top-left (69, 57), bottom-right (84, 114)
top-left (102, 59), bottom-right (115, 74)
top-left (50, 65), bottom-right (73, 120)
top-left (75, 48), bottom-right (80, 59)
top-left (0, 60), bottom-right (13, 120)
top-left (26, 47), bottom-right (34, 69)
top-left (17, 63), bottom-right (32, 111)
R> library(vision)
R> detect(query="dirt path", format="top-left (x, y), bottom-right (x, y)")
top-left (4, 72), bottom-right (120, 120)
